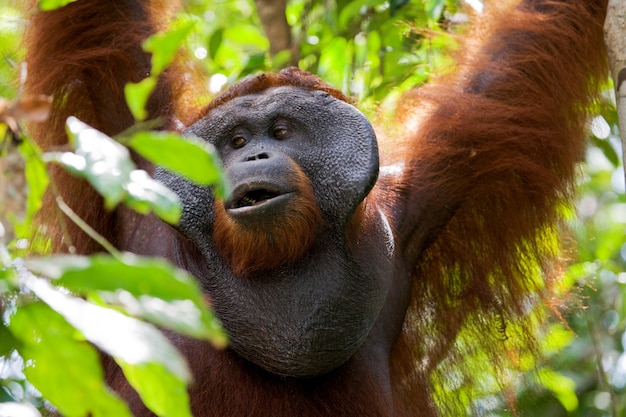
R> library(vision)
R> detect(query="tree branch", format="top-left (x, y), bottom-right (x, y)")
top-left (604, 1), bottom-right (626, 188)
top-left (253, 0), bottom-right (292, 56)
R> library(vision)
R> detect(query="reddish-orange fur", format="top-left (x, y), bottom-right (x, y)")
top-left (387, 1), bottom-right (608, 411)
top-left (213, 164), bottom-right (322, 276)
top-left (23, 0), bottom-right (196, 253)
top-left (104, 343), bottom-right (398, 417)
top-left (23, 0), bottom-right (609, 415)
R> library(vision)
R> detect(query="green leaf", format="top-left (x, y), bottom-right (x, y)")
top-left (125, 76), bottom-right (157, 121)
top-left (26, 254), bottom-right (227, 346)
top-left (22, 274), bottom-right (191, 381)
top-left (591, 136), bottom-right (620, 167)
top-left (208, 29), bottom-right (224, 60)
top-left (18, 139), bottom-right (49, 236)
top-left (424, 0), bottom-right (445, 22)
top-left (120, 361), bottom-right (192, 417)
top-left (338, 1), bottom-right (370, 32)
top-left (143, 19), bottom-right (197, 76)
top-left (31, 254), bottom-right (198, 300)
top-left (270, 50), bottom-right (292, 71)
top-left (60, 117), bottom-right (133, 208)
top-left (536, 369), bottom-right (578, 412)
top-left (224, 24), bottom-right (268, 50)
top-left (44, 118), bottom-right (182, 224)
top-left (0, 321), bottom-right (20, 357)
top-left (0, 388), bottom-right (17, 403)
top-left (390, 0), bottom-right (410, 15)
top-left (9, 301), bottom-right (133, 417)
top-left (127, 131), bottom-right (230, 198)
top-left (242, 53), bottom-right (267, 75)
top-left (38, 0), bottom-right (78, 11)
top-left (104, 292), bottom-right (225, 344)
top-left (0, 402), bottom-right (41, 417)
top-left (0, 267), bottom-right (16, 289)
top-left (21, 275), bottom-right (196, 416)
top-left (318, 37), bottom-right (352, 90)
top-left (124, 169), bottom-right (182, 224)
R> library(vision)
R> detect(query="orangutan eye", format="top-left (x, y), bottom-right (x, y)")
top-left (232, 136), bottom-right (247, 149)
top-left (273, 126), bottom-right (288, 139)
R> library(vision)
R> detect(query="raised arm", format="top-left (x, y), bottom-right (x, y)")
top-left (23, 0), bottom-right (190, 252)
top-left (393, 0), bottom-right (607, 259)
top-left (384, 0), bottom-right (609, 398)
top-left (385, 0), bottom-right (607, 279)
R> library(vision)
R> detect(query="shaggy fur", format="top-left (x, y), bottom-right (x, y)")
top-left (24, 0), bottom-right (608, 415)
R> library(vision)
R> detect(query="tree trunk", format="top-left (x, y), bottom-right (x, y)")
top-left (253, 0), bottom-right (292, 56)
top-left (604, 0), bottom-right (626, 188)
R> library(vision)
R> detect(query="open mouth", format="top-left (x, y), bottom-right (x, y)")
top-left (227, 182), bottom-right (293, 212)
top-left (234, 189), bottom-right (281, 208)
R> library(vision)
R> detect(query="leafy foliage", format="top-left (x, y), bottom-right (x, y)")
top-left (126, 131), bottom-right (229, 198)
top-left (0, 3), bottom-right (228, 415)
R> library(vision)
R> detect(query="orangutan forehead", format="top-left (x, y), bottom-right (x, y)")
top-left (198, 86), bottom-right (345, 132)
top-left (214, 86), bottom-right (337, 111)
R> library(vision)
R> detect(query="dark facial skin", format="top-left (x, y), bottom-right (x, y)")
top-left (155, 86), bottom-right (390, 377)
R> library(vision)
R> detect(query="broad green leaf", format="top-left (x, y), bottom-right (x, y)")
top-left (424, 0), bottom-right (445, 24)
top-left (9, 301), bottom-right (132, 417)
top-left (0, 321), bottom-right (20, 356)
top-left (21, 275), bottom-right (195, 417)
top-left (208, 29), bottom-right (224, 60)
top-left (591, 136), bottom-right (620, 167)
top-left (38, 0), bottom-right (77, 11)
top-left (26, 253), bottom-right (227, 346)
top-left (101, 292), bottom-right (225, 344)
top-left (143, 19), bottom-right (196, 76)
top-left (22, 274), bottom-right (191, 382)
top-left (18, 139), bottom-right (49, 237)
top-left (0, 402), bottom-right (41, 417)
top-left (124, 169), bottom-right (182, 224)
top-left (212, 42), bottom-right (248, 75)
top-left (536, 369), bottom-right (578, 412)
top-left (242, 53), bottom-right (266, 75)
top-left (120, 361), bottom-right (192, 417)
top-left (125, 76), bottom-right (157, 121)
top-left (44, 118), bottom-right (182, 223)
top-left (541, 323), bottom-right (574, 353)
top-left (62, 117), bottom-right (133, 208)
top-left (127, 131), bottom-right (229, 198)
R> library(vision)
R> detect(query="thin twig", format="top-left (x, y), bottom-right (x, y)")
top-left (46, 176), bottom-right (75, 252)
top-left (55, 196), bottom-right (122, 260)
top-left (585, 298), bottom-right (618, 417)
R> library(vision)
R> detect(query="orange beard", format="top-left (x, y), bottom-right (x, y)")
top-left (213, 169), bottom-right (323, 277)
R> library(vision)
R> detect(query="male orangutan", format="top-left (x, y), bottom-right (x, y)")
top-left (23, 0), bottom-right (608, 415)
